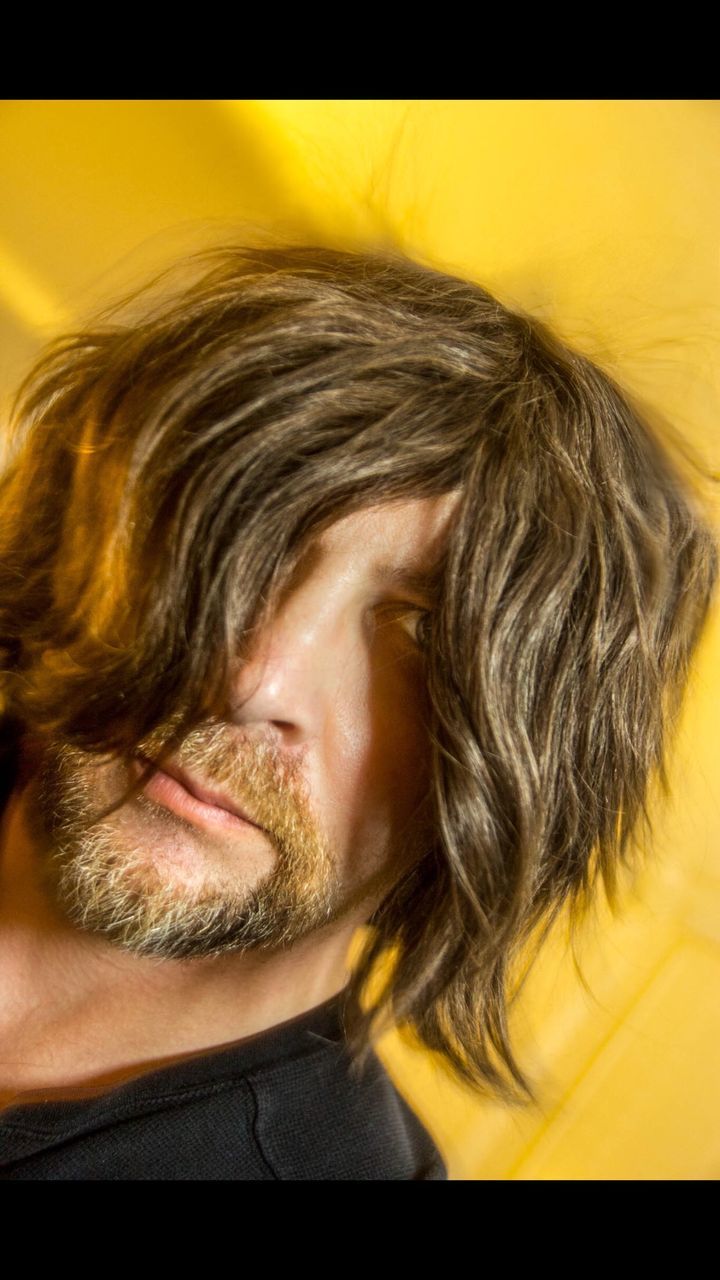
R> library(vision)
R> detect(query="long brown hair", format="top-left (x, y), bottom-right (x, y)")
top-left (1, 238), bottom-right (717, 1107)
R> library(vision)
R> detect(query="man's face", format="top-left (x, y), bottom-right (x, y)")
top-left (20, 492), bottom-right (461, 963)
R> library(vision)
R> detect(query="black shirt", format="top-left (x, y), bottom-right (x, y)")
top-left (0, 987), bottom-right (449, 1180)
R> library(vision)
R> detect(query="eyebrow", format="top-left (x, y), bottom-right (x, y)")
top-left (371, 561), bottom-right (444, 605)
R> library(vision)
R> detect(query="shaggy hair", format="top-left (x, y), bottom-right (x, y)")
top-left (0, 238), bottom-right (717, 1108)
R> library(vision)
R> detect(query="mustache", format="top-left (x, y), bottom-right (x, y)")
top-left (45, 724), bottom-right (313, 842)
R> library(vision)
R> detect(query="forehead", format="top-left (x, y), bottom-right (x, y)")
top-left (267, 492), bottom-right (463, 616)
top-left (316, 491), bottom-right (463, 567)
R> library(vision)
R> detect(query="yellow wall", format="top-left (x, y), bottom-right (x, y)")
top-left (2, 100), bottom-right (719, 1178)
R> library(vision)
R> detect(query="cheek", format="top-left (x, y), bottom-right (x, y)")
top-left (374, 660), bottom-right (433, 801)
top-left (322, 651), bottom-right (433, 838)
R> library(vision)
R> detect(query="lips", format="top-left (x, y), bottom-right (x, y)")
top-left (137, 755), bottom-right (260, 829)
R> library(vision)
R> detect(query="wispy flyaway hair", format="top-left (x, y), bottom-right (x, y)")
top-left (1, 240), bottom-right (717, 1106)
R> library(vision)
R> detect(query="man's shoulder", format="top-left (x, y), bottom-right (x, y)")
top-left (0, 1000), bottom-right (449, 1180)
top-left (244, 1034), bottom-right (449, 1180)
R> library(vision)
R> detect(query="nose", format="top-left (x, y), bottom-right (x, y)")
top-left (221, 574), bottom-right (362, 748)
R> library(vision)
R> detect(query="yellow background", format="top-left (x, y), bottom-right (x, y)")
top-left (2, 100), bottom-right (719, 1178)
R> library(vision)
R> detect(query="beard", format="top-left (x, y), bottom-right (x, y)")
top-left (19, 717), bottom-right (396, 965)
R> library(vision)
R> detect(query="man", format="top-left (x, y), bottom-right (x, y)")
top-left (0, 240), bottom-right (716, 1179)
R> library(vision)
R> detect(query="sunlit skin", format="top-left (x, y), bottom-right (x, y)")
top-left (0, 492), bottom-right (460, 1107)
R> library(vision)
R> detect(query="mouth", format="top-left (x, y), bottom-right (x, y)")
top-left (133, 754), bottom-right (263, 833)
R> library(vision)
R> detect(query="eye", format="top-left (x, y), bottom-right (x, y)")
top-left (377, 603), bottom-right (433, 649)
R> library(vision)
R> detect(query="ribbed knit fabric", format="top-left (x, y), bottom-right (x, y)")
top-left (0, 988), bottom-right (448, 1180)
